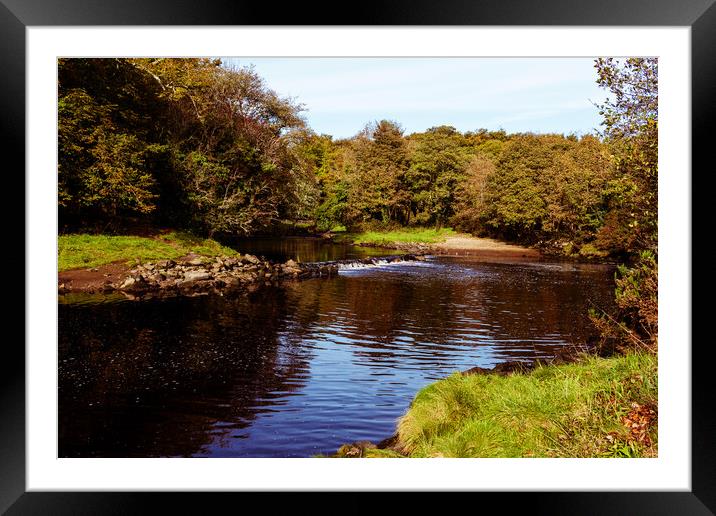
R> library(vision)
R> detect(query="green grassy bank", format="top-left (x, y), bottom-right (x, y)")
top-left (58, 231), bottom-right (238, 272)
top-left (337, 227), bottom-right (456, 246)
top-left (334, 352), bottom-right (657, 458)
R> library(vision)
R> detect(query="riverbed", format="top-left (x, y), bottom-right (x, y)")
top-left (58, 239), bottom-right (615, 457)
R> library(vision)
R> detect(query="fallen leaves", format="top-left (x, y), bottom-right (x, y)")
top-left (621, 402), bottom-right (657, 446)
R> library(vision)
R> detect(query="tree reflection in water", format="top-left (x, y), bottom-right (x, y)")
top-left (59, 256), bottom-right (615, 457)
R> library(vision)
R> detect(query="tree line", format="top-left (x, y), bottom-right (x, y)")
top-left (306, 123), bottom-right (616, 258)
top-left (58, 58), bottom-right (655, 262)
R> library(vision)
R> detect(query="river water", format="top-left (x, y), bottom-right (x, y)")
top-left (58, 239), bottom-right (615, 457)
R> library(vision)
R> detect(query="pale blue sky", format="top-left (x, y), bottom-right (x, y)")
top-left (221, 57), bottom-right (608, 139)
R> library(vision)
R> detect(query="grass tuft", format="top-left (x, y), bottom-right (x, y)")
top-left (58, 231), bottom-right (238, 271)
top-left (348, 227), bottom-right (455, 245)
top-left (394, 352), bottom-right (657, 458)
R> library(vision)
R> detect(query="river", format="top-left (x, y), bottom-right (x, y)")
top-left (58, 238), bottom-right (615, 457)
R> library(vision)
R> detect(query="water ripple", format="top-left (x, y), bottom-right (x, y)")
top-left (59, 255), bottom-right (616, 458)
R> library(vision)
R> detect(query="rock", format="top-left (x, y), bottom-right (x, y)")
top-left (336, 441), bottom-right (377, 458)
top-left (118, 277), bottom-right (136, 290)
top-left (242, 254), bottom-right (261, 265)
top-left (187, 258), bottom-right (205, 266)
top-left (376, 434), bottom-right (399, 450)
top-left (284, 259), bottom-right (298, 268)
top-left (118, 276), bottom-right (148, 291)
top-left (462, 360), bottom-right (534, 377)
top-left (156, 259), bottom-right (175, 269)
top-left (223, 277), bottom-right (241, 288)
top-left (183, 271), bottom-right (211, 282)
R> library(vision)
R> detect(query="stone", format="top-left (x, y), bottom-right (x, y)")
top-left (118, 276), bottom-right (147, 291)
top-left (183, 271), bottom-right (211, 282)
top-left (285, 259), bottom-right (298, 268)
top-left (242, 254), bottom-right (261, 265)
top-left (118, 277), bottom-right (136, 290)
top-left (187, 258), bottom-right (205, 266)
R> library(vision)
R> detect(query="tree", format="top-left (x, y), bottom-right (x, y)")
top-left (348, 120), bottom-right (411, 226)
top-left (405, 126), bottom-right (473, 226)
top-left (450, 154), bottom-right (496, 234)
top-left (453, 133), bottom-right (611, 251)
top-left (172, 64), bottom-right (307, 236)
top-left (590, 57), bottom-right (659, 351)
top-left (594, 58), bottom-right (658, 256)
top-left (58, 58), bottom-right (166, 229)
top-left (58, 58), bottom-right (311, 236)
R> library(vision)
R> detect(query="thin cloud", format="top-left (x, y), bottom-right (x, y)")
top-left (221, 57), bottom-right (606, 137)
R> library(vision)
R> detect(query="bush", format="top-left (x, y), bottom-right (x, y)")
top-left (590, 250), bottom-right (657, 353)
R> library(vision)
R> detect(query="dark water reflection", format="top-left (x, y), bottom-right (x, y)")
top-left (229, 236), bottom-right (394, 262)
top-left (59, 255), bottom-right (615, 457)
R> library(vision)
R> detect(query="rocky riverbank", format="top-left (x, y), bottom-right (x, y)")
top-left (58, 253), bottom-right (424, 299)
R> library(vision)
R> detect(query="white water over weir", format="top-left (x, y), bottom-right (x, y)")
top-left (308, 254), bottom-right (428, 271)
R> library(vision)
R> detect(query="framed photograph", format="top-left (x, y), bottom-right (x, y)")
top-left (6, 0), bottom-right (710, 512)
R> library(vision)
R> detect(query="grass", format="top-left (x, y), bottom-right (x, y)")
top-left (58, 231), bottom-right (238, 271)
top-left (329, 352), bottom-right (657, 458)
top-left (344, 227), bottom-right (456, 246)
top-left (389, 352), bottom-right (657, 458)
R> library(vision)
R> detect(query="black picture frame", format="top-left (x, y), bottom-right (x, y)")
top-left (3, 0), bottom-right (711, 513)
